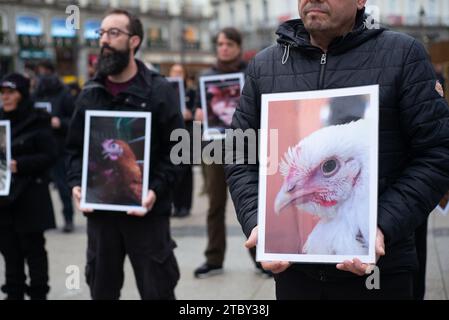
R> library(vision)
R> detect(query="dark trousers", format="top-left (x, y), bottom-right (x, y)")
top-left (51, 156), bottom-right (74, 224)
top-left (0, 229), bottom-right (49, 300)
top-left (203, 164), bottom-right (257, 267)
top-left (275, 267), bottom-right (413, 300)
top-left (85, 213), bottom-right (180, 300)
top-left (204, 164), bottom-right (228, 266)
top-left (413, 219), bottom-right (428, 300)
top-left (173, 164), bottom-right (193, 211)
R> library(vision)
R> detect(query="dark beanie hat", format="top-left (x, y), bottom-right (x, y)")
top-left (0, 73), bottom-right (31, 99)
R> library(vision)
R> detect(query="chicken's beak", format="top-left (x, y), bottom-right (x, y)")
top-left (274, 183), bottom-right (301, 215)
top-left (274, 178), bottom-right (318, 215)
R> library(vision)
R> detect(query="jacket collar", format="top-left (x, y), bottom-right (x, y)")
top-left (276, 8), bottom-right (385, 56)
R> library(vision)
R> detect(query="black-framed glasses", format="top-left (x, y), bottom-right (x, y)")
top-left (95, 28), bottom-right (134, 39)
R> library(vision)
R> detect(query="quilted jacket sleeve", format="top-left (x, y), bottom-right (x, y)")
top-left (377, 39), bottom-right (449, 245)
top-left (224, 60), bottom-right (261, 238)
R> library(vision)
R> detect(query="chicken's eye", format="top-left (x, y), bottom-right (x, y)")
top-left (321, 159), bottom-right (339, 177)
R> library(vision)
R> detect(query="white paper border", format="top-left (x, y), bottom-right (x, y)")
top-left (0, 120), bottom-right (11, 196)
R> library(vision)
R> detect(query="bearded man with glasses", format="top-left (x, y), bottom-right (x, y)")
top-left (66, 9), bottom-right (184, 300)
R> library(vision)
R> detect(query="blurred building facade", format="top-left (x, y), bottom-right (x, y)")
top-left (1, 0), bottom-right (448, 85)
top-left (366, 0), bottom-right (449, 44)
top-left (210, 0), bottom-right (449, 49)
top-left (0, 0), bottom-right (215, 83)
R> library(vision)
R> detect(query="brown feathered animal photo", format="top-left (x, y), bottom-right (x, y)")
top-left (84, 114), bottom-right (149, 209)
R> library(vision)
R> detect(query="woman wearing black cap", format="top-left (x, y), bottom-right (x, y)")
top-left (0, 73), bottom-right (56, 300)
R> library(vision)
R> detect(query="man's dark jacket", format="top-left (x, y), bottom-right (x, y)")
top-left (66, 60), bottom-right (184, 217)
top-left (224, 11), bottom-right (449, 278)
top-left (0, 101), bottom-right (56, 232)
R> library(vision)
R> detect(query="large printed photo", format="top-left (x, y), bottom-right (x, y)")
top-left (81, 111), bottom-right (151, 212)
top-left (200, 72), bottom-right (244, 140)
top-left (258, 85), bottom-right (379, 264)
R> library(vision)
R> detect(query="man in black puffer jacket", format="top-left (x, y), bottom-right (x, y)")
top-left (224, 0), bottom-right (449, 300)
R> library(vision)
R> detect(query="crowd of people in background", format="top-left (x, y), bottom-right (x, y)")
top-left (0, 3), bottom-right (448, 301)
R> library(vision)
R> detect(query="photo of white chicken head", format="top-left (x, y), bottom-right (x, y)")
top-left (274, 119), bottom-right (370, 256)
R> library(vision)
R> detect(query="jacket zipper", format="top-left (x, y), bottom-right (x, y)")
top-left (318, 53), bottom-right (327, 89)
top-left (279, 40), bottom-right (327, 88)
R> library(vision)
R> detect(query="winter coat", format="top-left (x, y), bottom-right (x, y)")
top-left (0, 99), bottom-right (57, 232)
top-left (224, 10), bottom-right (449, 277)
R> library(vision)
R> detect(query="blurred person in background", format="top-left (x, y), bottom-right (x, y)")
top-left (34, 60), bottom-right (76, 233)
top-left (169, 63), bottom-right (195, 218)
top-left (193, 27), bottom-right (270, 278)
top-left (0, 73), bottom-right (56, 300)
top-left (23, 62), bottom-right (38, 95)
